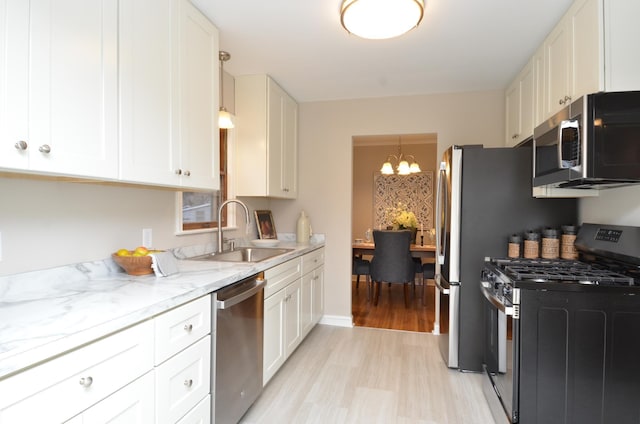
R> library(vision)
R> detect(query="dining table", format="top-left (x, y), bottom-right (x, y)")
top-left (352, 241), bottom-right (436, 262)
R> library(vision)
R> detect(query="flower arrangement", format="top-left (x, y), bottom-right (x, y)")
top-left (386, 202), bottom-right (418, 230)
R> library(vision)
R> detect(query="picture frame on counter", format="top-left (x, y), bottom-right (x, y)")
top-left (255, 210), bottom-right (277, 239)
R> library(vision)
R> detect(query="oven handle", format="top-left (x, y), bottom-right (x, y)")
top-left (434, 274), bottom-right (451, 295)
top-left (481, 281), bottom-right (514, 316)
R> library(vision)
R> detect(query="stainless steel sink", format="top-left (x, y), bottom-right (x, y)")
top-left (190, 247), bottom-right (293, 263)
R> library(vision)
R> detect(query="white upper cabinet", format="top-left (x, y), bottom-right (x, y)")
top-left (543, 0), bottom-right (601, 118)
top-left (235, 75), bottom-right (298, 199)
top-left (1, 0), bottom-right (219, 190)
top-left (0, 0), bottom-right (118, 179)
top-left (507, 0), bottom-right (640, 141)
top-left (175, 0), bottom-right (220, 191)
top-left (505, 59), bottom-right (534, 147)
top-left (119, 0), bottom-right (177, 186)
top-left (119, 0), bottom-right (219, 190)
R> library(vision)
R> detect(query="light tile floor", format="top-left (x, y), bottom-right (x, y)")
top-left (241, 325), bottom-right (497, 424)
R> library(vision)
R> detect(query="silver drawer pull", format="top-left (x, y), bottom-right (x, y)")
top-left (79, 376), bottom-right (93, 387)
top-left (38, 144), bottom-right (51, 154)
top-left (14, 140), bottom-right (28, 150)
top-left (184, 379), bottom-right (193, 388)
top-left (184, 324), bottom-right (193, 332)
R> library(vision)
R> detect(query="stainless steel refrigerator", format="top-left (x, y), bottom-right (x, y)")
top-left (433, 145), bottom-right (577, 372)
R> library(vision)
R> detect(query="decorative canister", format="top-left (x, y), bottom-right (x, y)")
top-left (508, 234), bottom-right (522, 258)
top-left (365, 228), bottom-right (372, 242)
top-left (524, 230), bottom-right (540, 259)
top-left (541, 227), bottom-right (560, 259)
top-left (561, 225), bottom-right (578, 260)
top-left (296, 211), bottom-right (310, 244)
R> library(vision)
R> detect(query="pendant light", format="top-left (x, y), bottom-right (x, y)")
top-left (340, 0), bottom-right (424, 40)
top-left (218, 51), bottom-right (234, 129)
top-left (380, 137), bottom-right (421, 175)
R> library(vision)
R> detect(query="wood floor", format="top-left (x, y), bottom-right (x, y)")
top-left (241, 325), bottom-right (496, 424)
top-left (351, 278), bottom-right (449, 334)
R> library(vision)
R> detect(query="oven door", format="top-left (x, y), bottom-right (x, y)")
top-left (481, 281), bottom-right (519, 423)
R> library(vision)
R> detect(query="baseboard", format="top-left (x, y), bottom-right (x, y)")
top-left (319, 314), bottom-right (354, 328)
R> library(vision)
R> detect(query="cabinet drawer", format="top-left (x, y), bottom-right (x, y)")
top-left (301, 248), bottom-right (324, 275)
top-left (176, 394), bottom-right (210, 424)
top-left (73, 371), bottom-right (155, 423)
top-left (264, 257), bottom-right (301, 298)
top-left (155, 295), bottom-right (211, 365)
top-left (0, 320), bottom-right (154, 423)
top-left (155, 335), bottom-right (211, 424)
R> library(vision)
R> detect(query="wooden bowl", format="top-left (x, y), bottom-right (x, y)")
top-left (112, 253), bottom-right (153, 276)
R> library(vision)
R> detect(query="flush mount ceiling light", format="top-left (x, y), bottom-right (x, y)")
top-left (218, 50), bottom-right (234, 129)
top-left (340, 0), bottom-right (424, 40)
top-left (380, 137), bottom-right (421, 175)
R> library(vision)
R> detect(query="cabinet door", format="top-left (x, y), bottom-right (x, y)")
top-left (119, 0), bottom-right (177, 186)
top-left (28, 0), bottom-right (118, 178)
top-left (284, 279), bottom-right (302, 357)
top-left (75, 372), bottom-right (155, 424)
top-left (0, 0), bottom-right (29, 170)
top-left (267, 79), bottom-right (286, 197)
top-left (519, 61), bottom-right (535, 143)
top-left (300, 271), bottom-right (314, 338)
top-left (312, 267), bottom-right (325, 326)
top-left (544, 19), bottom-right (571, 117)
top-left (263, 289), bottom-right (286, 385)
top-left (177, 0), bottom-right (219, 190)
top-left (504, 79), bottom-right (521, 147)
top-left (281, 92), bottom-right (298, 197)
top-left (533, 45), bottom-right (546, 126)
top-left (570, 0), bottom-right (602, 99)
top-left (155, 335), bottom-right (211, 424)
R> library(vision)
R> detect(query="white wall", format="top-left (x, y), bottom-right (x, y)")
top-left (580, 184), bottom-right (640, 226)
top-left (271, 90), bottom-right (505, 323)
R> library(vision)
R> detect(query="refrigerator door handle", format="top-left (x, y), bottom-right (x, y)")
top-left (435, 162), bottom-right (448, 265)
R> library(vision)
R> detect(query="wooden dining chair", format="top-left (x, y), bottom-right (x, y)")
top-left (370, 230), bottom-right (415, 307)
top-left (352, 256), bottom-right (372, 299)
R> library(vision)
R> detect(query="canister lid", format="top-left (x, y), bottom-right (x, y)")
top-left (542, 227), bottom-right (559, 238)
top-left (561, 225), bottom-right (577, 235)
top-left (509, 234), bottom-right (522, 243)
top-left (524, 231), bottom-right (540, 241)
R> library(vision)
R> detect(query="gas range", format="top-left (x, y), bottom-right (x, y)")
top-left (482, 224), bottom-right (640, 303)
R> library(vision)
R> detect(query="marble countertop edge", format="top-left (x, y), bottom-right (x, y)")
top-left (0, 236), bottom-right (324, 380)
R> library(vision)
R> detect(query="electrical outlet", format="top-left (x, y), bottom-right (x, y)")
top-left (142, 228), bottom-right (152, 248)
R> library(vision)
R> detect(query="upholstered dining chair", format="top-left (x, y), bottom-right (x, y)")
top-left (370, 230), bottom-right (415, 307)
top-left (352, 256), bottom-right (371, 299)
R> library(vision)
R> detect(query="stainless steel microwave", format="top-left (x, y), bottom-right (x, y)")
top-left (533, 91), bottom-right (640, 191)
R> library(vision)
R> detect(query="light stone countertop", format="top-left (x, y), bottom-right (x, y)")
top-left (0, 236), bottom-right (324, 380)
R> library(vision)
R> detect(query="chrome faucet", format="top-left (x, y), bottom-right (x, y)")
top-left (217, 199), bottom-right (251, 253)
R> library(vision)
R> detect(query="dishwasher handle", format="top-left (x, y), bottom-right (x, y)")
top-left (215, 277), bottom-right (266, 309)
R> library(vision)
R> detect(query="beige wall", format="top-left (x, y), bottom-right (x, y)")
top-left (271, 90), bottom-right (506, 323)
top-left (352, 141), bottom-right (438, 241)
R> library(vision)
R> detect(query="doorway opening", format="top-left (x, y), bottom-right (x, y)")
top-left (351, 133), bottom-right (439, 332)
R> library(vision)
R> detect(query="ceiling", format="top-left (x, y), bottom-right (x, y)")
top-left (193, 0), bottom-right (574, 103)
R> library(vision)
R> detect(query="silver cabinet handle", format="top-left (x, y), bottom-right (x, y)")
top-left (184, 324), bottom-right (193, 332)
top-left (79, 376), bottom-right (93, 387)
top-left (183, 170), bottom-right (190, 176)
top-left (14, 140), bottom-right (28, 150)
top-left (39, 144), bottom-right (51, 154)
top-left (175, 169), bottom-right (182, 175)
top-left (184, 379), bottom-right (193, 387)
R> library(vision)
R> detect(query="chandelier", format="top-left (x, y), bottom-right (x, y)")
top-left (380, 138), bottom-right (421, 175)
top-left (340, 0), bottom-right (425, 40)
top-left (218, 51), bottom-right (234, 129)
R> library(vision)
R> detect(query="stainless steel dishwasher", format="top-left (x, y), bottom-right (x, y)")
top-left (213, 274), bottom-right (266, 424)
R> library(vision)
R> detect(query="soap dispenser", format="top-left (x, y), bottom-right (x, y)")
top-left (296, 211), bottom-right (310, 244)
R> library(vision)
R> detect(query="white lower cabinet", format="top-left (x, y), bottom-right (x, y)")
top-left (0, 295), bottom-right (213, 424)
top-left (263, 248), bottom-right (325, 386)
top-left (0, 320), bottom-right (154, 423)
top-left (153, 295), bottom-right (212, 424)
top-left (155, 336), bottom-right (211, 424)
